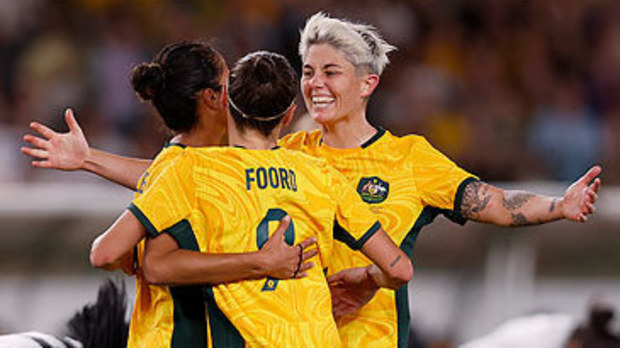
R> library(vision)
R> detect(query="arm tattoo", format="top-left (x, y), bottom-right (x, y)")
top-left (510, 212), bottom-right (529, 226)
top-left (502, 191), bottom-right (535, 211)
top-left (549, 198), bottom-right (558, 213)
top-left (389, 255), bottom-right (401, 268)
top-left (461, 181), bottom-right (491, 219)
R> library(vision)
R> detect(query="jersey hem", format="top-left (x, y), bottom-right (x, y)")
top-left (350, 221), bottom-right (382, 250)
top-left (128, 203), bottom-right (159, 238)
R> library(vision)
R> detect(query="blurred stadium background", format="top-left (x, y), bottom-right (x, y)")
top-left (0, 0), bottom-right (618, 346)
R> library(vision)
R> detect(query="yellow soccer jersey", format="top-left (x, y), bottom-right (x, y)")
top-left (126, 143), bottom-right (206, 348)
top-left (278, 128), bottom-right (477, 348)
top-left (130, 146), bottom-right (382, 348)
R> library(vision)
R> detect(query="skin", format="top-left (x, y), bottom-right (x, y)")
top-left (299, 41), bottom-right (602, 319)
top-left (22, 42), bottom-right (602, 319)
top-left (138, 98), bottom-right (412, 290)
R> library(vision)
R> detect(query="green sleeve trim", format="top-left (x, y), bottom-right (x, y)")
top-left (333, 220), bottom-right (382, 251)
top-left (127, 203), bottom-right (159, 238)
top-left (451, 177), bottom-right (479, 225)
top-left (350, 221), bottom-right (381, 250)
top-left (164, 220), bottom-right (199, 251)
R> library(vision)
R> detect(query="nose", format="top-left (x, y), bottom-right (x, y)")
top-left (308, 73), bottom-right (325, 88)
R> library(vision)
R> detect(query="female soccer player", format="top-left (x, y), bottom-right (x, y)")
top-left (22, 13), bottom-right (601, 348)
top-left (108, 50), bottom-right (413, 347)
top-left (23, 41), bottom-right (317, 348)
top-left (274, 12), bottom-right (601, 348)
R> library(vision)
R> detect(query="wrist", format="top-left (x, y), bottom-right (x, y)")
top-left (251, 250), bottom-right (271, 278)
top-left (364, 265), bottom-right (381, 290)
top-left (556, 197), bottom-right (566, 219)
top-left (82, 147), bottom-right (96, 172)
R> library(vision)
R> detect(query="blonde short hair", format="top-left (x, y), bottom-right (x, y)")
top-left (299, 12), bottom-right (396, 76)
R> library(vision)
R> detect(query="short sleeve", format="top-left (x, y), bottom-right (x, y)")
top-left (323, 162), bottom-right (382, 250)
top-left (411, 137), bottom-right (478, 223)
top-left (129, 152), bottom-right (197, 238)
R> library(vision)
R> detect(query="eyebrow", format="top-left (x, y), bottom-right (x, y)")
top-left (303, 63), bottom-right (343, 70)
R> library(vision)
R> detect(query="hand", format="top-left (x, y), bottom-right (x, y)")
top-left (21, 108), bottom-right (89, 170)
top-left (259, 215), bottom-right (318, 279)
top-left (119, 250), bottom-right (136, 276)
top-left (327, 266), bottom-right (379, 321)
top-left (562, 165), bottom-right (602, 223)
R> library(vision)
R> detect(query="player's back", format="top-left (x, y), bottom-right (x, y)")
top-left (185, 146), bottom-right (379, 348)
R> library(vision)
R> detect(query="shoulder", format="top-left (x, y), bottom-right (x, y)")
top-left (149, 144), bottom-right (186, 168)
top-left (389, 132), bottom-right (433, 151)
top-left (278, 130), bottom-right (322, 150)
top-left (278, 146), bottom-right (327, 166)
top-left (373, 131), bottom-right (434, 158)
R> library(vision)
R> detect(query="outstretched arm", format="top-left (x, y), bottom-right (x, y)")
top-left (460, 166), bottom-right (602, 226)
top-left (142, 216), bottom-right (318, 285)
top-left (21, 108), bottom-right (152, 190)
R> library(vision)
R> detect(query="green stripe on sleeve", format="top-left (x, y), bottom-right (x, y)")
top-left (349, 221), bottom-right (382, 250)
top-left (127, 203), bottom-right (158, 238)
top-left (451, 177), bottom-right (478, 225)
top-left (334, 220), bottom-right (382, 251)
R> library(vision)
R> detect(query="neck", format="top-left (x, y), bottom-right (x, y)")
top-left (319, 111), bottom-right (377, 148)
top-left (227, 117), bottom-right (280, 149)
top-left (171, 113), bottom-right (227, 147)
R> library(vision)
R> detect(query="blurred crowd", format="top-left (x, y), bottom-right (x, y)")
top-left (1, 0), bottom-right (618, 183)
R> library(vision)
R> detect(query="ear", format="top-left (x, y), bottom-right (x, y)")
top-left (282, 104), bottom-right (297, 127)
top-left (201, 88), bottom-right (223, 110)
top-left (360, 74), bottom-right (379, 98)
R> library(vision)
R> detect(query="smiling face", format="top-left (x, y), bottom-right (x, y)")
top-left (301, 43), bottom-right (374, 125)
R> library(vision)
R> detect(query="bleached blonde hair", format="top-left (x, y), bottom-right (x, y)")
top-left (299, 12), bottom-right (396, 76)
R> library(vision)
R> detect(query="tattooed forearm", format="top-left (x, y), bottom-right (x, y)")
top-left (510, 212), bottom-right (545, 226)
top-left (510, 212), bottom-right (529, 226)
top-left (461, 181), bottom-right (491, 219)
top-left (389, 255), bottom-right (402, 268)
top-left (502, 191), bottom-right (535, 210)
top-left (549, 198), bottom-right (559, 213)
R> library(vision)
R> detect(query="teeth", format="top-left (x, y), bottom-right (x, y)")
top-left (312, 96), bottom-right (335, 105)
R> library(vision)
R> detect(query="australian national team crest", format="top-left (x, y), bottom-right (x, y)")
top-left (357, 176), bottom-right (389, 204)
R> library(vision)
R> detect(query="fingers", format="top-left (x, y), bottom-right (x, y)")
top-left (327, 271), bottom-right (345, 285)
top-left (579, 166), bottom-right (602, 185)
top-left (271, 215), bottom-right (291, 241)
top-left (589, 178), bottom-right (601, 193)
top-left (294, 261), bottom-right (315, 278)
top-left (65, 108), bottom-right (82, 133)
top-left (29, 121), bottom-right (56, 139)
top-left (298, 236), bottom-right (317, 250)
top-left (23, 134), bottom-right (48, 150)
top-left (585, 202), bottom-right (596, 214)
top-left (31, 160), bottom-right (53, 168)
top-left (586, 188), bottom-right (599, 203)
top-left (577, 214), bottom-right (587, 223)
top-left (20, 146), bottom-right (48, 159)
top-left (301, 248), bottom-right (318, 262)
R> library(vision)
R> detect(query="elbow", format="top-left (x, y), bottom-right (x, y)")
top-left (90, 242), bottom-right (116, 270)
top-left (387, 259), bottom-right (414, 290)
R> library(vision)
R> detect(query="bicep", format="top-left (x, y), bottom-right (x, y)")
top-left (459, 180), bottom-right (510, 224)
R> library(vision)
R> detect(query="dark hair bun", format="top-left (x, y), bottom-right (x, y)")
top-left (131, 63), bottom-right (165, 101)
top-left (254, 58), bottom-right (275, 85)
